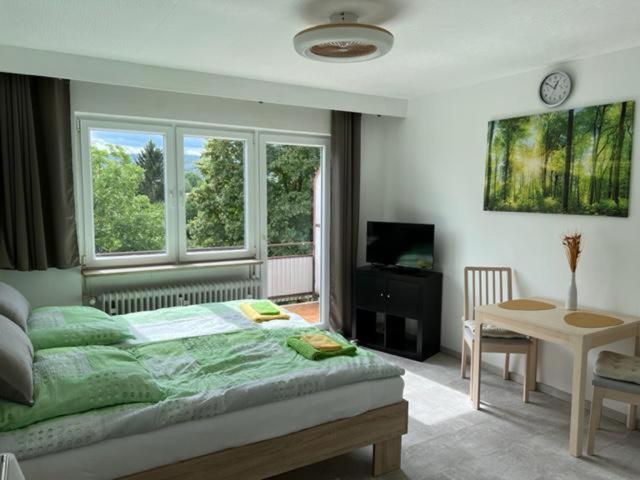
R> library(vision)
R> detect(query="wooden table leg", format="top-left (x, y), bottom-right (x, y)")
top-left (628, 331), bottom-right (640, 430)
top-left (527, 338), bottom-right (538, 392)
top-left (569, 337), bottom-right (588, 457)
top-left (471, 316), bottom-right (483, 409)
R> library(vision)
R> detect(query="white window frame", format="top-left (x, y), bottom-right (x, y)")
top-left (79, 119), bottom-right (177, 268)
top-left (176, 127), bottom-right (257, 262)
top-left (258, 133), bottom-right (331, 328)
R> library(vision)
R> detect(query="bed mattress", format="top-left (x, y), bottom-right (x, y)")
top-left (20, 376), bottom-right (404, 480)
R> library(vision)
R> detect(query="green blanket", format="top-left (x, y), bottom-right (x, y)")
top-left (128, 327), bottom-right (363, 398)
top-left (0, 326), bottom-right (389, 434)
top-left (286, 335), bottom-right (357, 360)
top-left (0, 346), bottom-right (164, 432)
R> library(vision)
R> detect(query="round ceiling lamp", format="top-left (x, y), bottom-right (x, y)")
top-left (293, 12), bottom-right (394, 63)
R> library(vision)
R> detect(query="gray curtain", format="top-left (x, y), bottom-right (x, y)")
top-left (0, 73), bottom-right (79, 271)
top-left (329, 111), bottom-right (361, 336)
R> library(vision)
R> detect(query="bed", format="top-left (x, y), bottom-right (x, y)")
top-left (0, 301), bottom-right (407, 480)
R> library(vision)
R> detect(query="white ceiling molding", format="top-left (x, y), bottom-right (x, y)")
top-left (0, 45), bottom-right (407, 117)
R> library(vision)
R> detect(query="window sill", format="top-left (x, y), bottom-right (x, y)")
top-left (81, 258), bottom-right (262, 277)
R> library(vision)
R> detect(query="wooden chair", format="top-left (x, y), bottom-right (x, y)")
top-left (587, 351), bottom-right (640, 455)
top-left (461, 266), bottom-right (538, 402)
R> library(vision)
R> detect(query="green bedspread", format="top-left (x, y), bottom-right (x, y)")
top-left (0, 301), bottom-right (404, 460)
top-left (0, 325), bottom-right (400, 436)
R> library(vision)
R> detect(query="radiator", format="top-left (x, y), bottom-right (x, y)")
top-left (93, 278), bottom-right (262, 315)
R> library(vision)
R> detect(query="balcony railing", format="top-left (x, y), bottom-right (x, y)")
top-left (267, 241), bottom-right (317, 299)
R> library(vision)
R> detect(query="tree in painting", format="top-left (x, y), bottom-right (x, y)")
top-left (484, 101), bottom-right (634, 217)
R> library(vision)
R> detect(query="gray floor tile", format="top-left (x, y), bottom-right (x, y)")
top-left (271, 352), bottom-right (640, 480)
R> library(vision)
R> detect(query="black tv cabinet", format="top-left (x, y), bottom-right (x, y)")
top-left (354, 265), bottom-right (442, 361)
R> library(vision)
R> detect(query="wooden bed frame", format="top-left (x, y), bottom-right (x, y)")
top-left (120, 400), bottom-right (408, 480)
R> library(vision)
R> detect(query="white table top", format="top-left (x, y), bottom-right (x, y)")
top-left (475, 298), bottom-right (640, 345)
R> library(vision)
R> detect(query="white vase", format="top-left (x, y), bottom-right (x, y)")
top-left (566, 272), bottom-right (577, 311)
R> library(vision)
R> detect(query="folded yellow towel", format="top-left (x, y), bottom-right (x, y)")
top-left (239, 303), bottom-right (290, 323)
top-left (300, 333), bottom-right (342, 352)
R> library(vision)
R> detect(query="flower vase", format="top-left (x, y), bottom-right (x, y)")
top-left (566, 272), bottom-right (577, 311)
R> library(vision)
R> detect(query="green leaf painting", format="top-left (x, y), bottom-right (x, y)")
top-left (484, 101), bottom-right (634, 217)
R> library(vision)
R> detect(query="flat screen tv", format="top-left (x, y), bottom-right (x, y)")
top-left (366, 221), bottom-right (434, 270)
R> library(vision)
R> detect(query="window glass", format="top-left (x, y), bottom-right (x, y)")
top-left (90, 129), bottom-right (167, 256)
top-left (183, 135), bottom-right (246, 251)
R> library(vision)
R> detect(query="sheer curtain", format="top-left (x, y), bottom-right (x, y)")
top-left (0, 73), bottom-right (78, 271)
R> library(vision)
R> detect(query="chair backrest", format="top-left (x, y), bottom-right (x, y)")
top-left (463, 266), bottom-right (513, 320)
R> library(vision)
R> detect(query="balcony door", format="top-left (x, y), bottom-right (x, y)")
top-left (259, 134), bottom-right (330, 327)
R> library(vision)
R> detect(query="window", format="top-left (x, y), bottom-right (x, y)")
top-left (79, 120), bottom-right (255, 267)
top-left (78, 117), bottom-right (330, 324)
top-left (177, 129), bottom-right (255, 262)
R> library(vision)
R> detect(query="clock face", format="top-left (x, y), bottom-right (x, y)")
top-left (539, 71), bottom-right (572, 107)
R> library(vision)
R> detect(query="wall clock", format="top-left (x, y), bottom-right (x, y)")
top-left (539, 71), bottom-right (572, 107)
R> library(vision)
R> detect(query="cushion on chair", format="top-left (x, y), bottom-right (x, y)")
top-left (464, 319), bottom-right (528, 339)
top-left (0, 282), bottom-right (31, 331)
top-left (594, 350), bottom-right (640, 385)
top-left (592, 374), bottom-right (640, 396)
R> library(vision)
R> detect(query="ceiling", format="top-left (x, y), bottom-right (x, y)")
top-left (2, 0), bottom-right (640, 99)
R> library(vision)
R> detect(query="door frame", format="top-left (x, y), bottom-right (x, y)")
top-left (258, 133), bottom-right (331, 328)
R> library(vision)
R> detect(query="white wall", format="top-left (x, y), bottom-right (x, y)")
top-left (0, 45), bottom-right (407, 117)
top-left (0, 82), bottom-right (330, 308)
top-left (71, 82), bottom-right (330, 134)
top-left (358, 114), bottom-right (403, 265)
top-left (360, 46), bottom-right (640, 407)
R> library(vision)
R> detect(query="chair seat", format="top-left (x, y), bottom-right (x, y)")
top-left (464, 320), bottom-right (528, 339)
top-left (594, 351), bottom-right (640, 385)
top-left (592, 374), bottom-right (640, 395)
top-left (463, 324), bottom-right (530, 345)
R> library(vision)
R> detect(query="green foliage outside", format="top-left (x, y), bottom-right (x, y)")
top-left (92, 137), bottom-right (320, 258)
top-left (91, 144), bottom-right (165, 254)
top-left (136, 139), bottom-right (165, 203)
top-left (266, 144), bottom-right (320, 256)
top-left (185, 139), bottom-right (245, 250)
top-left (484, 101), bottom-right (634, 217)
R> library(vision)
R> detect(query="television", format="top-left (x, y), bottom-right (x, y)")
top-left (366, 221), bottom-right (434, 270)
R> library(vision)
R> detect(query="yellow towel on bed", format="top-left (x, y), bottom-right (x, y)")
top-left (239, 303), bottom-right (290, 322)
top-left (300, 333), bottom-right (342, 352)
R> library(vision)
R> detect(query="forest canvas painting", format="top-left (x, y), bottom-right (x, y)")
top-left (484, 101), bottom-right (634, 217)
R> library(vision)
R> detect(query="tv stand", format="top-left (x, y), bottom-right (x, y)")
top-left (371, 264), bottom-right (433, 276)
top-left (354, 265), bottom-right (442, 361)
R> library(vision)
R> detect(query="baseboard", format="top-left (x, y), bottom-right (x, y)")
top-left (439, 346), bottom-right (637, 428)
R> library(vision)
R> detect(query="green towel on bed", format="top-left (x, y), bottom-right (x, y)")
top-left (286, 335), bottom-right (357, 360)
top-left (250, 301), bottom-right (281, 316)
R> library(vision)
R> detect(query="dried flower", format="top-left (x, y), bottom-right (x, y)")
top-left (562, 232), bottom-right (582, 273)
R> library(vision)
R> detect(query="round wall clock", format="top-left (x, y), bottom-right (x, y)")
top-left (539, 71), bottom-right (572, 107)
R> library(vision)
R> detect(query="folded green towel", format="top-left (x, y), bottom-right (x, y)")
top-left (286, 335), bottom-right (357, 360)
top-left (250, 300), bottom-right (281, 316)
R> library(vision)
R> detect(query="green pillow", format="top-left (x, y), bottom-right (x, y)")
top-left (27, 306), bottom-right (134, 350)
top-left (0, 345), bottom-right (165, 432)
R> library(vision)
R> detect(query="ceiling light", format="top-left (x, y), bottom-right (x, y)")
top-left (294, 12), bottom-right (394, 63)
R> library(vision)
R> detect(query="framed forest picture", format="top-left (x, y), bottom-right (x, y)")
top-left (483, 100), bottom-right (635, 217)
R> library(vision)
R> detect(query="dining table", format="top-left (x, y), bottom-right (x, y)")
top-left (471, 298), bottom-right (640, 457)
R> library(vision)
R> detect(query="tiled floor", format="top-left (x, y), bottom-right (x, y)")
top-left (271, 352), bottom-right (640, 480)
top-left (284, 301), bottom-right (320, 323)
